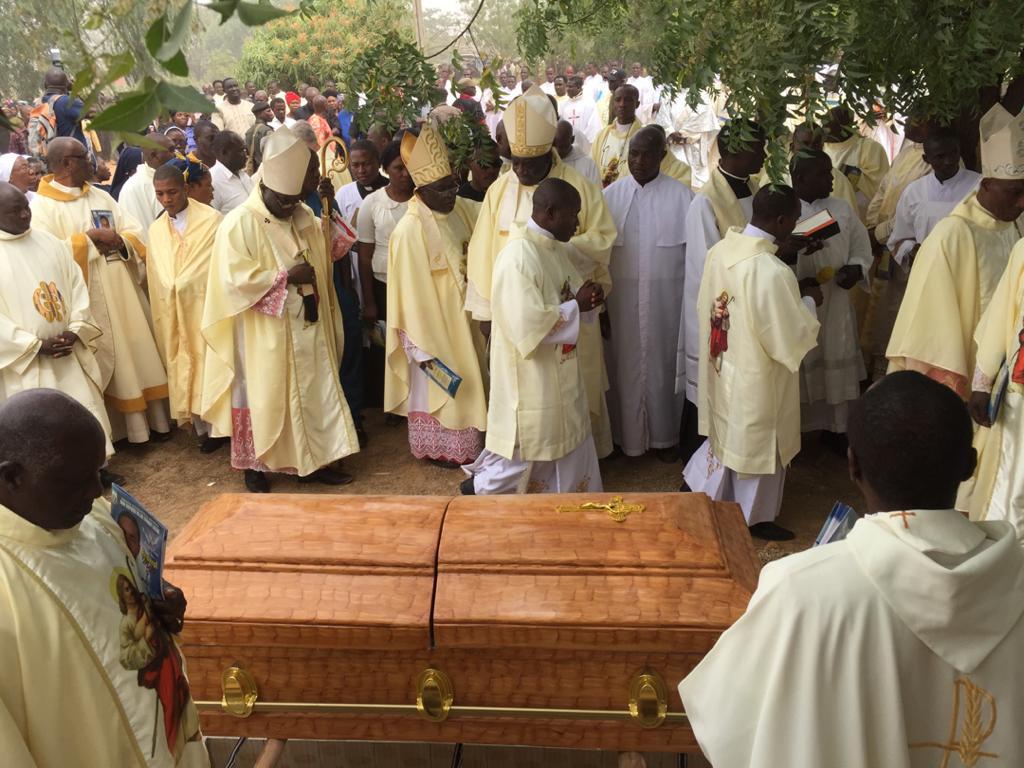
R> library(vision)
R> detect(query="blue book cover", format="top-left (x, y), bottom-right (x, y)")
top-left (421, 357), bottom-right (462, 398)
top-left (110, 484), bottom-right (167, 600)
top-left (814, 501), bottom-right (857, 546)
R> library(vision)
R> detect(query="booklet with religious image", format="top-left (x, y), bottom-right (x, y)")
top-left (814, 501), bottom-right (858, 546)
top-left (793, 209), bottom-right (840, 241)
top-left (110, 484), bottom-right (167, 600)
top-left (421, 357), bottom-right (462, 397)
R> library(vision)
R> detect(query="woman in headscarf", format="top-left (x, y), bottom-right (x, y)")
top-left (167, 156), bottom-right (214, 205)
top-left (0, 153), bottom-right (37, 199)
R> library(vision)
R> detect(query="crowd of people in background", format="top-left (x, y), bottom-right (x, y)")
top-left (1, 57), bottom-right (1023, 546)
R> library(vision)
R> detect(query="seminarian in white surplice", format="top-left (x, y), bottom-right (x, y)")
top-left (680, 372), bottom-right (1024, 768)
top-left (603, 127), bottom-right (693, 457)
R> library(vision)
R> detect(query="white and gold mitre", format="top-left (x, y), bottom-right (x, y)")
top-left (502, 84), bottom-right (557, 158)
top-left (400, 124), bottom-right (452, 187)
top-left (980, 103), bottom-right (1024, 180)
top-left (261, 125), bottom-right (311, 195)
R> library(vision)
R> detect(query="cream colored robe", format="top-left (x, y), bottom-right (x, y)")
top-left (201, 188), bottom-right (358, 475)
top-left (865, 140), bottom-right (929, 241)
top-left (591, 121), bottom-right (642, 186)
top-left (384, 196), bottom-right (487, 431)
top-left (959, 239), bottom-right (1024, 533)
top-left (0, 500), bottom-right (208, 768)
top-left (29, 176), bottom-right (169, 415)
top-left (0, 227), bottom-right (113, 455)
top-left (680, 508), bottom-right (1024, 768)
top-left (887, 192), bottom-right (1021, 397)
top-left (486, 224), bottom-right (590, 461)
top-left (118, 163), bottom-right (163, 245)
top-left (695, 227), bottom-right (819, 474)
top-left (147, 202), bottom-right (222, 425)
top-left (823, 134), bottom-right (891, 218)
top-left (465, 152), bottom-right (616, 455)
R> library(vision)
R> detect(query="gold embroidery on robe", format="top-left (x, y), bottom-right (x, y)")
top-left (909, 677), bottom-right (998, 767)
top-left (32, 281), bottom-right (66, 323)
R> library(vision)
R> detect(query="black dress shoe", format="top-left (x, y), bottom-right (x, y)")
top-left (459, 476), bottom-right (476, 495)
top-left (821, 430), bottom-right (849, 457)
top-left (298, 467), bottom-right (354, 485)
top-left (199, 436), bottom-right (229, 454)
top-left (429, 459), bottom-right (462, 470)
top-left (149, 430), bottom-right (174, 443)
top-left (655, 446), bottom-right (680, 464)
top-left (100, 469), bottom-right (126, 488)
top-left (749, 521), bottom-right (795, 541)
top-left (244, 470), bottom-right (270, 493)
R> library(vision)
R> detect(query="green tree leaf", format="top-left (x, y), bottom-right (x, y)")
top-left (87, 88), bottom-right (161, 132)
top-left (156, 2), bottom-right (194, 62)
top-left (156, 81), bottom-right (216, 114)
top-left (236, 1), bottom-right (295, 25)
top-left (204, 0), bottom-right (241, 25)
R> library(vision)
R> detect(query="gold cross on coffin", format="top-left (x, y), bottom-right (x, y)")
top-left (556, 496), bottom-right (645, 523)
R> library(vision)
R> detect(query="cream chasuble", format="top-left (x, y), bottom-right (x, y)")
top-left (959, 239), bottom-right (1024, 535)
top-left (887, 192), bottom-right (1021, 397)
top-left (823, 134), bottom-right (891, 218)
top-left (384, 196), bottom-right (487, 433)
top-left (201, 189), bottom-right (358, 476)
top-left (695, 228), bottom-right (819, 475)
top-left (680, 509), bottom-right (1024, 768)
top-left (118, 163), bottom-right (163, 244)
top-left (147, 201), bottom-right (222, 425)
top-left (603, 173), bottom-right (692, 455)
top-left (795, 196), bottom-right (872, 431)
top-left (676, 166), bottom-right (758, 403)
top-left (465, 153), bottom-right (616, 455)
top-left (486, 224), bottom-right (591, 462)
top-left (0, 227), bottom-right (113, 455)
top-left (29, 176), bottom-right (169, 418)
top-left (0, 501), bottom-right (208, 768)
top-left (591, 120), bottom-right (641, 187)
top-left (660, 153), bottom-right (693, 188)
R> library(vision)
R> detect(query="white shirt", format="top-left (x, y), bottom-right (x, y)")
top-left (540, 81), bottom-right (557, 97)
top-left (888, 166), bottom-right (981, 266)
top-left (168, 205), bottom-right (189, 235)
top-left (561, 145), bottom-right (600, 186)
top-left (356, 187), bottom-right (408, 281)
top-left (209, 161), bottom-right (253, 214)
top-left (334, 181), bottom-right (363, 225)
top-left (560, 95), bottom-right (599, 146)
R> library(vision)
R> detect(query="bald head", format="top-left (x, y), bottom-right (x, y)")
top-left (0, 389), bottom-right (106, 530)
top-left (0, 182), bottom-right (31, 235)
top-left (553, 120), bottom-right (575, 159)
top-left (46, 137), bottom-right (82, 168)
top-left (632, 125), bottom-right (666, 154)
top-left (532, 177), bottom-right (581, 241)
top-left (144, 133), bottom-right (175, 169)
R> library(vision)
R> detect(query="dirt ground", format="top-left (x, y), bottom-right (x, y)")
top-left (108, 407), bottom-right (861, 560)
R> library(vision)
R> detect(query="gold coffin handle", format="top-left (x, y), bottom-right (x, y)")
top-left (221, 665), bottom-right (259, 718)
top-left (416, 668), bottom-right (454, 723)
top-left (628, 670), bottom-right (668, 729)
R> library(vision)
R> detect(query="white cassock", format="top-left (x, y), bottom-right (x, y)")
top-left (561, 145), bottom-right (600, 186)
top-left (683, 224), bottom-right (819, 525)
top-left (679, 508), bottom-right (1024, 768)
top-left (560, 95), bottom-right (600, 148)
top-left (484, 87), bottom-right (517, 139)
top-left (654, 89), bottom-right (720, 187)
top-left (627, 75), bottom-right (657, 123)
top-left (539, 81), bottom-right (557, 97)
top-left (603, 172), bottom-right (693, 455)
top-left (465, 220), bottom-right (603, 494)
top-left (676, 172), bottom-right (755, 404)
top-left (795, 196), bottom-right (873, 432)
top-left (583, 75), bottom-right (607, 104)
top-left (888, 167), bottom-right (981, 267)
top-left (116, 163), bottom-right (162, 245)
top-left (0, 227), bottom-right (113, 455)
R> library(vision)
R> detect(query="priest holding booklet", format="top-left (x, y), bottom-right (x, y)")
top-left (384, 124), bottom-right (488, 468)
top-left (789, 150), bottom-right (873, 450)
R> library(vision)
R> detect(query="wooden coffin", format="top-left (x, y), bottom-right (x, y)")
top-left (165, 492), bottom-right (758, 752)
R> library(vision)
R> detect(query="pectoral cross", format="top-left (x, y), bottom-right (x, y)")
top-left (556, 496), bottom-right (644, 523)
top-left (909, 677), bottom-right (999, 767)
top-left (889, 510), bottom-right (917, 529)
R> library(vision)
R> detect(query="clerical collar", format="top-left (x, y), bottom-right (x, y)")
top-left (50, 178), bottom-right (86, 194)
top-left (717, 164), bottom-right (749, 183)
top-left (170, 202), bottom-right (190, 219)
top-left (526, 218), bottom-right (556, 240)
top-left (357, 173), bottom-right (388, 199)
top-left (615, 121), bottom-right (635, 132)
top-left (936, 166), bottom-right (966, 186)
top-left (718, 164), bottom-right (753, 198)
top-left (742, 223), bottom-right (776, 242)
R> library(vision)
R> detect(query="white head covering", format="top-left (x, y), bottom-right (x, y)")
top-left (502, 84), bottom-right (557, 158)
top-left (260, 125), bottom-right (311, 195)
top-left (0, 153), bottom-right (21, 184)
top-left (980, 103), bottom-right (1024, 180)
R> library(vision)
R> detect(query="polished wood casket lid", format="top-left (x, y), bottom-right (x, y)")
top-left (432, 492), bottom-right (758, 652)
top-left (164, 494), bottom-right (447, 650)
